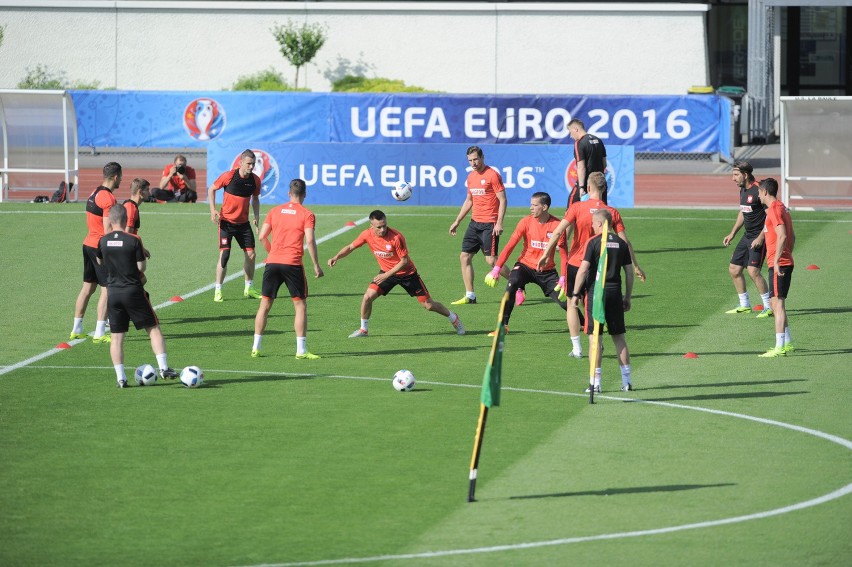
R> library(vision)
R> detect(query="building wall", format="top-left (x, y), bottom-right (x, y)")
top-left (0, 1), bottom-right (709, 95)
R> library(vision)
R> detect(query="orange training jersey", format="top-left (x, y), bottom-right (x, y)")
top-left (264, 202), bottom-right (316, 265)
top-left (496, 214), bottom-right (568, 272)
top-left (212, 169), bottom-right (261, 224)
top-left (83, 186), bottom-right (117, 248)
top-left (351, 227), bottom-right (416, 276)
top-left (467, 166), bottom-right (505, 223)
top-left (123, 200), bottom-right (140, 234)
top-left (563, 199), bottom-right (626, 266)
top-left (764, 200), bottom-right (794, 267)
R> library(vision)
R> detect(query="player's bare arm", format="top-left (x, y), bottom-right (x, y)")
top-left (623, 264), bottom-right (634, 311)
top-left (775, 224), bottom-right (787, 275)
top-left (723, 212), bottom-right (744, 246)
top-left (373, 256), bottom-right (409, 284)
top-left (208, 185), bottom-right (219, 222)
top-left (305, 228), bottom-right (324, 278)
top-left (449, 196), bottom-right (473, 236)
top-left (327, 243), bottom-right (355, 267)
top-left (617, 230), bottom-right (647, 282)
top-left (251, 194), bottom-right (260, 231)
top-left (537, 218), bottom-right (571, 269)
top-left (494, 191), bottom-right (507, 236)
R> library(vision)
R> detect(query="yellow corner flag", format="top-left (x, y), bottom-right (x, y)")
top-left (588, 220), bottom-right (609, 404)
top-left (469, 292), bottom-right (509, 502)
top-left (481, 292), bottom-right (509, 408)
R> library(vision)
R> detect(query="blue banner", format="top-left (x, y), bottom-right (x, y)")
top-left (71, 91), bottom-right (730, 158)
top-left (207, 142), bottom-right (634, 209)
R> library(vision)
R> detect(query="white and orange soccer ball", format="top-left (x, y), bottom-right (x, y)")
top-left (392, 369), bottom-right (416, 392)
top-left (391, 180), bottom-right (413, 202)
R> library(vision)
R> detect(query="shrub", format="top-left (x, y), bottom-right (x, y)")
top-left (331, 75), bottom-right (436, 93)
top-left (18, 65), bottom-right (65, 89)
top-left (231, 68), bottom-right (307, 91)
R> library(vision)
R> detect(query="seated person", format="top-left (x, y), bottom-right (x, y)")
top-left (154, 154), bottom-right (197, 202)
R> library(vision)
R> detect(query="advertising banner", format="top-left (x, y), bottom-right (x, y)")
top-left (72, 91), bottom-right (729, 159)
top-left (207, 142), bottom-right (634, 209)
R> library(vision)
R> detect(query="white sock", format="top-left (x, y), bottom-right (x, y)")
top-left (245, 280), bottom-right (253, 289)
top-left (761, 292), bottom-right (771, 310)
top-left (739, 292), bottom-right (750, 308)
top-left (571, 336), bottom-right (582, 354)
top-left (620, 364), bottom-right (631, 386)
top-left (253, 334), bottom-right (262, 350)
top-left (784, 326), bottom-right (792, 344)
top-left (72, 318), bottom-right (84, 334)
top-left (466, 291), bottom-right (476, 300)
top-left (156, 352), bottom-right (168, 370)
top-left (296, 336), bottom-right (307, 355)
top-left (361, 319), bottom-right (369, 332)
top-left (114, 364), bottom-right (126, 382)
top-left (448, 312), bottom-right (458, 323)
top-left (594, 368), bottom-right (602, 387)
top-left (775, 333), bottom-right (785, 349)
top-left (94, 320), bottom-right (107, 338)
top-left (215, 284), bottom-right (222, 291)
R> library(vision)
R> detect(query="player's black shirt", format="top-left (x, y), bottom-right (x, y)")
top-left (583, 232), bottom-right (631, 289)
top-left (575, 134), bottom-right (607, 184)
top-left (97, 231), bottom-right (146, 289)
top-left (740, 181), bottom-right (766, 238)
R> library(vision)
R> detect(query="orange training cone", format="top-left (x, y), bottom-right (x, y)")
top-left (345, 221), bottom-right (356, 227)
top-left (683, 352), bottom-right (699, 359)
top-left (56, 342), bottom-right (72, 349)
top-left (170, 296), bottom-right (184, 302)
top-left (807, 264), bottom-right (820, 270)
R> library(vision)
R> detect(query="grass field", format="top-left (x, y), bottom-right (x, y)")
top-left (1, 202), bottom-right (850, 567)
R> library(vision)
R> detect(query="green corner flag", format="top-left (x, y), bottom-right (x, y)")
top-left (481, 292), bottom-right (509, 408)
top-left (591, 220), bottom-right (610, 325)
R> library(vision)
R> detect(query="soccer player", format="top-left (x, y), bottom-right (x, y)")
top-left (483, 192), bottom-right (569, 336)
top-left (123, 178), bottom-right (151, 258)
top-left (568, 118), bottom-right (607, 206)
top-left (722, 160), bottom-right (772, 316)
top-left (328, 210), bottom-right (465, 338)
top-left (538, 172), bottom-right (645, 358)
top-left (96, 206), bottom-right (178, 387)
top-left (69, 162), bottom-right (121, 344)
top-left (571, 209), bottom-right (634, 393)
top-left (252, 179), bottom-right (324, 360)
top-left (208, 149), bottom-right (262, 302)
top-left (756, 178), bottom-right (796, 357)
top-left (448, 146), bottom-right (510, 305)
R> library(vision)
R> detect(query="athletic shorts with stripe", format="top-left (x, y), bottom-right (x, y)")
top-left (583, 287), bottom-right (626, 336)
top-left (262, 263), bottom-right (307, 300)
top-left (371, 271), bottom-right (430, 298)
top-left (82, 245), bottom-right (108, 286)
top-left (219, 220), bottom-right (255, 251)
top-left (730, 234), bottom-right (766, 269)
top-left (768, 265), bottom-right (794, 299)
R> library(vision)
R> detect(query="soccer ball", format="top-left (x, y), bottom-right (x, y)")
top-left (391, 180), bottom-right (412, 202)
top-left (134, 364), bottom-right (158, 386)
top-left (180, 366), bottom-right (204, 388)
top-left (392, 369), bottom-right (416, 392)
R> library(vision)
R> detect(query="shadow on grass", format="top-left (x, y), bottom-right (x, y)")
top-left (635, 390), bottom-right (808, 402)
top-left (787, 307), bottom-right (852, 316)
top-left (330, 345), bottom-right (483, 357)
top-left (510, 482), bottom-right (735, 500)
top-left (205, 373), bottom-right (318, 386)
top-left (639, 378), bottom-right (807, 390)
top-left (637, 245), bottom-right (721, 254)
top-left (160, 314), bottom-right (255, 325)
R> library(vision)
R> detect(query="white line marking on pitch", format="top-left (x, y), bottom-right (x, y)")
top-left (0, 218), bottom-right (369, 377)
top-left (21, 364), bottom-right (852, 567)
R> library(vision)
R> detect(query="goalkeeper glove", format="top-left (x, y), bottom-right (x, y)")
top-left (554, 276), bottom-right (568, 301)
top-left (484, 265), bottom-right (502, 288)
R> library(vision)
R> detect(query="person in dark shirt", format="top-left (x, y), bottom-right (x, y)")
top-left (97, 206), bottom-right (178, 387)
top-left (568, 119), bottom-right (607, 206)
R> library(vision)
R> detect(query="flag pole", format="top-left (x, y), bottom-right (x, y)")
top-left (589, 219), bottom-right (610, 404)
top-left (467, 291), bottom-right (509, 503)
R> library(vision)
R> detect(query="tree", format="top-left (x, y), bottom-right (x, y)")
top-left (0, 24), bottom-right (6, 49)
top-left (270, 20), bottom-right (326, 89)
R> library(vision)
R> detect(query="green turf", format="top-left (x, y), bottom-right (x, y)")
top-left (1, 203), bottom-right (850, 566)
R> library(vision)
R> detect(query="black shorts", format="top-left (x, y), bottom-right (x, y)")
top-left (730, 234), bottom-right (766, 269)
top-left (584, 287), bottom-right (626, 336)
top-left (372, 271), bottom-right (429, 298)
top-left (107, 286), bottom-right (157, 333)
top-left (83, 245), bottom-right (108, 286)
top-left (567, 264), bottom-right (587, 299)
top-left (768, 265), bottom-right (794, 299)
top-left (508, 263), bottom-right (560, 297)
top-left (219, 220), bottom-right (255, 251)
top-left (262, 263), bottom-right (307, 300)
top-left (462, 221), bottom-right (499, 256)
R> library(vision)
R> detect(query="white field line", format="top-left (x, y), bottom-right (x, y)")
top-left (0, 217), bottom-right (370, 377)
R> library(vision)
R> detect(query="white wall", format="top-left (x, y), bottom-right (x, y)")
top-left (0, 1), bottom-right (709, 95)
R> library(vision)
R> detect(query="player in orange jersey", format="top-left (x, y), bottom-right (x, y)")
top-left (69, 162), bottom-right (121, 343)
top-left (329, 210), bottom-right (465, 338)
top-left (448, 146), bottom-right (510, 305)
top-left (208, 149), bottom-right (262, 302)
top-left (483, 192), bottom-right (570, 335)
top-left (122, 178), bottom-right (151, 259)
top-left (251, 179), bottom-right (324, 360)
top-left (538, 172), bottom-right (645, 358)
top-left (756, 178), bottom-right (796, 357)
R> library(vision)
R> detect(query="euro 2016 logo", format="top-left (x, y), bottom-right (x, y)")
top-left (231, 149), bottom-right (280, 200)
top-left (184, 98), bottom-right (226, 141)
top-left (565, 160), bottom-right (617, 202)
